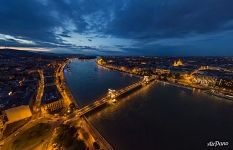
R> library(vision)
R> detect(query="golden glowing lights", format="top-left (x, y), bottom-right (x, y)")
top-left (173, 59), bottom-right (183, 67)
top-left (97, 58), bottom-right (106, 65)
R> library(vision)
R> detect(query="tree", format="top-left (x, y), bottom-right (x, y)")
top-left (53, 124), bottom-right (87, 150)
top-left (174, 73), bottom-right (181, 79)
top-left (93, 142), bottom-right (100, 150)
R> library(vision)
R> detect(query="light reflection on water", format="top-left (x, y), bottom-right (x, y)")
top-left (88, 81), bottom-right (155, 120)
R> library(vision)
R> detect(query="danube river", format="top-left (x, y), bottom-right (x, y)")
top-left (64, 59), bottom-right (139, 106)
top-left (65, 59), bottom-right (233, 150)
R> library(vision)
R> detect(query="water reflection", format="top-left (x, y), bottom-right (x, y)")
top-left (88, 83), bottom-right (233, 150)
top-left (88, 81), bottom-right (155, 119)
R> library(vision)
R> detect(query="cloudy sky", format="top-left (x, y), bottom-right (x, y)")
top-left (0, 0), bottom-right (233, 56)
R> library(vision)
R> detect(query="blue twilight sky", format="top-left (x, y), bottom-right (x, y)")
top-left (0, 0), bottom-right (233, 56)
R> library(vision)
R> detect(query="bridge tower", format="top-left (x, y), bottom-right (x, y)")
top-left (108, 89), bottom-right (117, 102)
top-left (142, 76), bottom-right (150, 84)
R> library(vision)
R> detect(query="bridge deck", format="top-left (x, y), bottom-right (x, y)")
top-left (76, 77), bottom-right (155, 116)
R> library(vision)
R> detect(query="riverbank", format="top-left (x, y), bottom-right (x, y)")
top-left (97, 62), bottom-right (233, 101)
top-left (62, 58), bottom-right (114, 150)
top-left (97, 61), bottom-right (142, 78)
top-left (62, 59), bottom-right (80, 107)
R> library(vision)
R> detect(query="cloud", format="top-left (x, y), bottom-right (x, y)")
top-left (145, 30), bottom-right (233, 47)
top-left (0, 0), bottom-right (61, 44)
top-left (0, 33), bottom-right (36, 45)
top-left (0, 46), bottom-right (49, 52)
top-left (0, 0), bottom-right (232, 55)
top-left (105, 0), bottom-right (233, 39)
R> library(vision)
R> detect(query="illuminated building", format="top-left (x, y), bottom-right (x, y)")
top-left (0, 115), bottom-right (4, 130)
top-left (0, 120), bottom-right (3, 129)
top-left (3, 105), bottom-right (32, 124)
top-left (97, 58), bottom-right (106, 65)
top-left (0, 116), bottom-right (4, 139)
top-left (155, 68), bottom-right (171, 75)
top-left (0, 105), bottom-right (32, 137)
top-left (173, 59), bottom-right (183, 67)
top-left (192, 74), bottom-right (217, 87)
top-left (42, 99), bottom-right (64, 112)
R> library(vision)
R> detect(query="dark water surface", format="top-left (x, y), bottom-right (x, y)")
top-left (65, 59), bottom-right (233, 150)
top-left (64, 59), bottom-right (139, 106)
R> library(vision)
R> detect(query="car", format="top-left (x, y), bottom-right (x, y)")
top-left (14, 132), bottom-right (19, 136)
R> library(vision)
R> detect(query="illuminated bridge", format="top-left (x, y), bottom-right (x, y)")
top-left (75, 76), bottom-right (155, 117)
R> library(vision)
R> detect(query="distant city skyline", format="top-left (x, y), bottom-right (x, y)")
top-left (0, 0), bottom-right (233, 56)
